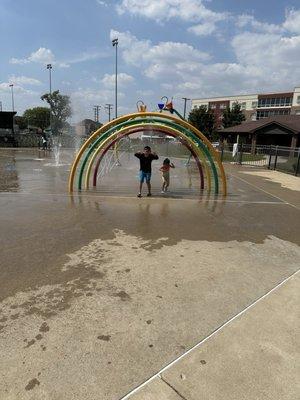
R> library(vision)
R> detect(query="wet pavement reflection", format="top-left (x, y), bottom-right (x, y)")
top-left (1, 148), bottom-right (299, 303)
top-left (0, 148), bottom-right (299, 400)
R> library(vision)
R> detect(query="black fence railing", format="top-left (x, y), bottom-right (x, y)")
top-left (220, 144), bottom-right (300, 176)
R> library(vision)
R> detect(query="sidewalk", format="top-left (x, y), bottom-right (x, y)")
top-left (128, 272), bottom-right (300, 400)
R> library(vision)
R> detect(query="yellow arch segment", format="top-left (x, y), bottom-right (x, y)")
top-left (84, 123), bottom-right (212, 191)
top-left (68, 112), bottom-right (226, 195)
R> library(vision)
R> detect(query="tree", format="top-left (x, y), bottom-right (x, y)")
top-left (23, 107), bottom-right (50, 130)
top-left (188, 105), bottom-right (216, 140)
top-left (41, 90), bottom-right (72, 135)
top-left (222, 102), bottom-right (245, 128)
top-left (14, 116), bottom-right (27, 130)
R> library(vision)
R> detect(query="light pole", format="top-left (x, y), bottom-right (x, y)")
top-left (47, 64), bottom-right (52, 94)
top-left (9, 84), bottom-right (14, 111)
top-left (0, 101), bottom-right (2, 111)
top-left (182, 97), bottom-right (191, 119)
top-left (112, 38), bottom-right (118, 119)
top-left (46, 64), bottom-right (52, 135)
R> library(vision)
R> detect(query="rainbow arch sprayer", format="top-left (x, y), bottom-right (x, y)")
top-left (68, 101), bottom-right (227, 196)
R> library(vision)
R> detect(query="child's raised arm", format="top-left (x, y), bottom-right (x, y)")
top-left (170, 163), bottom-right (175, 168)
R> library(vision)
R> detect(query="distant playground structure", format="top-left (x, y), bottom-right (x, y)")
top-left (68, 99), bottom-right (227, 195)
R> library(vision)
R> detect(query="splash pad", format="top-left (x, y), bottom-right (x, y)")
top-left (68, 104), bottom-right (227, 196)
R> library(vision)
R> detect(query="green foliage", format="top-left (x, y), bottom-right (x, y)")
top-left (23, 107), bottom-right (50, 130)
top-left (14, 116), bottom-right (27, 130)
top-left (188, 105), bottom-right (216, 140)
top-left (41, 90), bottom-right (72, 135)
top-left (222, 102), bottom-right (246, 128)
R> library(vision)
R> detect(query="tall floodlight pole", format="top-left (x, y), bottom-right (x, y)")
top-left (46, 64), bottom-right (52, 134)
top-left (9, 84), bottom-right (14, 111)
top-left (47, 64), bottom-right (52, 94)
top-left (112, 38), bottom-right (118, 119)
top-left (182, 97), bottom-right (191, 119)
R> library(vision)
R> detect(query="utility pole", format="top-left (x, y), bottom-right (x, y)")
top-left (8, 84), bottom-right (15, 139)
top-left (9, 84), bottom-right (14, 111)
top-left (112, 38), bottom-right (118, 119)
top-left (0, 101), bottom-right (2, 111)
top-left (182, 97), bottom-right (191, 119)
top-left (105, 103), bottom-right (113, 122)
top-left (93, 105), bottom-right (101, 122)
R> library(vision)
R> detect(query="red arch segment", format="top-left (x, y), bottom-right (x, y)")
top-left (92, 128), bottom-right (205, 190)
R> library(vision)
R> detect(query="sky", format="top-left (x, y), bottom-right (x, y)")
top-left (0, 0), bottom-right (300, 122)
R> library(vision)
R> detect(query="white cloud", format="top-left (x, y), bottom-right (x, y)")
top-left (235, 14), bottom-right (284, 34)
top-left (110, 28), bottom-right (300, 101)
top-left (0, 82), bottom-right (13, 92)
top-left (235, 9), bottom-right (300, 35)
top-left (110, 30), bottom-right (151, 66)
top-left (29, 47), bottom-right (55, 63)
top-left (283, 8), bottom-right (300, 34)
top-left (9, 47), bottom-right (106, 68)
top-left (188, 21), bottom-right (218, 36)
top-left (110, 29), bottom-right (210, 70)
top-left (116, 0), bottom-right (298, 39)
top-left (116, 0), bottom-right (226, 24)
top-left (0, 82), bottom-right (38, 95)
top-left (232, 32), bottom-right (300, 70)
top-left (96, 0), bottom-right (107, 6)
top-left (67, 50), bottom-right (108, 64)
top-left (10, 58), bottom-right (29, 65)
top-left (10, 47), bottom-right (67, 67)
top-left (8, 75), bottom-right (41, 86)
top-left (116, 0), bottom-right (227, 36)
top-left (146, 41), bottom-right (210, 63)
top-left (101, 73), bottom-right (134, 88)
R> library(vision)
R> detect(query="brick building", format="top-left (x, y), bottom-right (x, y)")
top-left (192, 87), bottom-right (300, 127)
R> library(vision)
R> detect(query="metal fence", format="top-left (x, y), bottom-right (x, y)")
top-left (220, 144), bottom-right (300, 176)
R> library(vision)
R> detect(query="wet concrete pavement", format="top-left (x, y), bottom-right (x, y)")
top-left (0, 148), bottom-right (299, 399)
top-left (130, 272), bottom-right (299, 400)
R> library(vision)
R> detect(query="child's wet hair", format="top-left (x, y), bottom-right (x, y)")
top-left (163, 158), bottom-right (170, 165)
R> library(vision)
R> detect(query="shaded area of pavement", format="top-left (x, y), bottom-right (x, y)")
top-left (225, 164), bottom-right (300, 209)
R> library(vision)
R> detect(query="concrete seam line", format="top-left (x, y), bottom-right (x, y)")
top-left (118, 268), bottom-right (300, 400)
top-left (0, 192), bottom-right (291, 205)
top-left (159, 375), bottom-right (189, 400)
top-left (229, 173), bottom-right (300, 210)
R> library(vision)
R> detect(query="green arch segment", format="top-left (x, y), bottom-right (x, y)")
top-left (77, 116), bottom-right (220, 193)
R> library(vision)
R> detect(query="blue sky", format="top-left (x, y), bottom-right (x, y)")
top-left (1, 0), bottom-right (300, 122)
